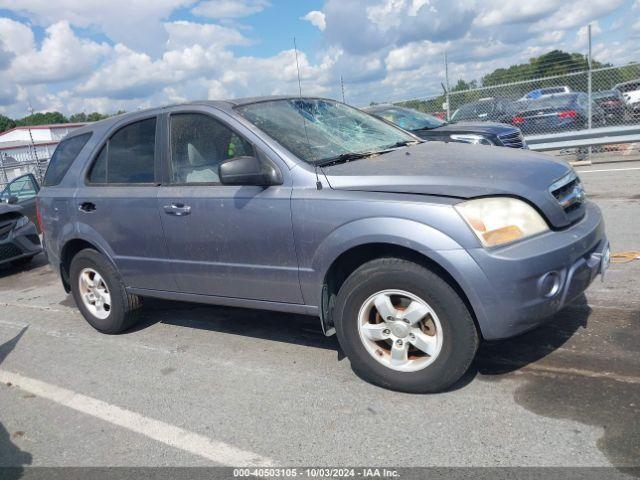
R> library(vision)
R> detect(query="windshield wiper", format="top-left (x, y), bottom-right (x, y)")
top-left (383, 139), bottom-right (421, 149)
top-left (316, 151), bottom-right (380, 167)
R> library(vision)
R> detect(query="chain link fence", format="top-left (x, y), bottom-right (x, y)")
top-left (389, 62), bottom-right (640, 162)
top-left (0, 151), bottom-right (49, 191)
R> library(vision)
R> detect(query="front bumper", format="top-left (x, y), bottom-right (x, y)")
top-left (0, 222), bottom-right (42, 265)
top-left (463, 201), bottom-right (607, 340)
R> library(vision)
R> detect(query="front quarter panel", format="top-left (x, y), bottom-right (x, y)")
top-left (290, 178), bottom-right (497, 330)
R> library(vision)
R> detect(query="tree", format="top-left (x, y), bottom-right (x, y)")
top-left (0, 114), bottom-right (16, 133)
top-left (16, 111), bottom-right (68, 126)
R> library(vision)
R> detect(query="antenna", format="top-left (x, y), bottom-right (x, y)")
top-left (293, 37), bottom-right (322, 190)
top-left (340, 76), bottom-right (345, 103)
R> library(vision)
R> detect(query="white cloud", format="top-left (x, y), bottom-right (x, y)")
top-left (576, 21), bottom-right (603, 45)
top-left (191, 0), bottom-right (269, 19)
top-left (165, 21), bottom-right (251, 49)
top-left (0, 18), bottom-right (35, 55)
top-left (0, 0), bottom-right (637, 117)
top-left (0, 0), bottom-right (192, 55)
top-left (302, 11), bottom-right (326, 31)
top-left (11, 21), bottom-right (110, 84)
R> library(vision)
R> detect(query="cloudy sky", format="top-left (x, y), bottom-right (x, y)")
top-left (0, 0), bottom-right (638, 117)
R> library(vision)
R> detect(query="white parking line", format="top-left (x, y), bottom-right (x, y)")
top-left (576, 167), bottom-right (640, 174)
top-left (0, 369), bottom-right (276, 467)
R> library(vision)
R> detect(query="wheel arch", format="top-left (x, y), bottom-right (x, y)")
top-left (320, 242), bottom-right (482, 337)
top-left (59, 237), bottom-right (113, 293)
top-left (308, 217), bottom-right (491, 338)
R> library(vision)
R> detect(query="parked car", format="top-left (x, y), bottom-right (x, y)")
top-left (614, 79), bottom-right (640, 111)
top-left (0, 173), bottom-right (40, 227)
top-left (450, 97), bottom-right (520, 124)
top-left (365, 105), bottom-right (527, 149)
top-left (0, 202), bottom-right (42, 268)
top-left (39, 97), bottom-right (609, 393)
top-left (512, 93), bottom-right (606, 135)
top-left (592, 90), bottom-right (627, 124)
top-left (520, 86), bottom-right (571, 100)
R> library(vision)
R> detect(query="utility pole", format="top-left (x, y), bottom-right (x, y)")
top-left (340, 75), bottom-right (346, 103)
top-left (444, 52), bottom-right (451, 121)
top-left (26, 100), bottom-right (42, 182)
top-left (587, 23), bottom-right (592, 130)
top-left (587, 23), bottom-right (593, 162)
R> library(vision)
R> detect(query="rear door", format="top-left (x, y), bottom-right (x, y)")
top-left (157, 107), bottom-right (302, 303)
top-left (76, 116), bottom-right (176, 291)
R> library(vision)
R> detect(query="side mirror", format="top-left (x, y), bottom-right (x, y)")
top-left (219, 156), bottom-right (282, 186)
top-left (8, 196), bottom-right (19, 205)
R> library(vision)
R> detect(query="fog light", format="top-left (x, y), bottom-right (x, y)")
top-left (539, 271), bottom-right (562, 298)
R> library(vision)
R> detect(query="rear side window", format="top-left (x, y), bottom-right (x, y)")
top-left (43, 133), bottom-right (92, 186)
top-left (88, 118), bottom-right (156, 184)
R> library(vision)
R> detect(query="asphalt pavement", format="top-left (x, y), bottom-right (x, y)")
top-left (0, 160), bottom-right (638, 475)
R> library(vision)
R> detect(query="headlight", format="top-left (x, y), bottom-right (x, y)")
top-left (450, 134), bottom-right (494, 146)
top-left (455, 197), bottom-right (549, 247)
top-left (15, 216), bottom-right (30, 229)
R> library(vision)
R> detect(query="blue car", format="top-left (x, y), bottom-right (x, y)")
top-left (514, 93), bottom-right (606, 135)
top-left (38, 97), bottom-right (609, 393)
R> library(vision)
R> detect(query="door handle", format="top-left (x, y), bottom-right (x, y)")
top-left (79, 202), bottom-right (96, 212)
top-left (163, 203), bottom-right (191, 216)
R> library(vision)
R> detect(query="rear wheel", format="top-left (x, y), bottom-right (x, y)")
top-left (70, 249), bottom-right (141, 333)
top-left (334, 258), bottom-right (479, 393)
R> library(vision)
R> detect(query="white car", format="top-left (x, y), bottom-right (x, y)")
top-left (615, 79), bottom-right (640, 107)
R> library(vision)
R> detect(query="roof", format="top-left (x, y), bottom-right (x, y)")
top-left (64, 96), bottom-right (340, 137)
top-left (0, 140), bottom-right (59, 151)
top-left (0, 123), bottom-right (87, 138)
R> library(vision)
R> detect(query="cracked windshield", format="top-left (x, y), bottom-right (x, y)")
top-left (237, 98), bottom-right (416, 165)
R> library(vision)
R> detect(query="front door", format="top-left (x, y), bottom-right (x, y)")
top-left (0, 173), bottom-right (39, 225)
top-left (76, 116), bottom-right (176, 291)
top-left (157, 110), bottom-right (303, 304)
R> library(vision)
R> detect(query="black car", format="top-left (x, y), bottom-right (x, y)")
top-left (0, 173), bottom-right (40, 228)
top-left (0, 202), bottom-right (42, 268)
top-left (450, 97), bottom-right (521, 124)
top-left (365, 105), bottom-right (527, 149)
top-left (592, 90), bottom-right (627, 124)
top-left (513, 92), bottom-right (606, 135)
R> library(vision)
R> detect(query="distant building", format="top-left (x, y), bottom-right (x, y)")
top-left (0, 123), bottom-right (85, 184)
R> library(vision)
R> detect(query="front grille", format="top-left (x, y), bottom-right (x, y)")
top-left (0, 243), bottom-right (22, 261)
top-left (497, 130), bottom-right (525, 149)
top-left (0, 220), bottom-right (16, 240)
top-left (550, 172), bottom-right (586, 222)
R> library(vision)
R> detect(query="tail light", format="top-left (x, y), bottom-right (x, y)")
top-left (512, 116), bottom-right (525, 124)
top-left (557, 110), bottom-right (577, 118)
top-left (35, 197), bottom-right (44, 233)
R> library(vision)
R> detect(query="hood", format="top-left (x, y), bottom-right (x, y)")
top-left (429, 121), bottom-right (516, 135)
top-left (322, 141), bottom-right (575, 228)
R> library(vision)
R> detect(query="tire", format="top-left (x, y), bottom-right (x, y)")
top-left (334, 258), bottom-right (479, 393)
top-left (70, 248), bottom-right (142, 333)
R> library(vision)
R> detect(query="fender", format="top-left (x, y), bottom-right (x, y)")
top-left (55, 222), bottom-right (120, 287)
top-left (299, 217), bottom-right (495, 338)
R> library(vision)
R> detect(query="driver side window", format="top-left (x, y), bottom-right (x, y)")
top-left (2, 175), bottom-right (37, 202)
top-left (169, 113), bottom-right (254, 185)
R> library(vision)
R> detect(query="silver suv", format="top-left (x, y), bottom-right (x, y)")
top-left (38, 97), bottom-right (609, 392)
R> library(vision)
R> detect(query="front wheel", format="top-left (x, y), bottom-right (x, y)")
top-left (334, 258), bottom-right (479, 393)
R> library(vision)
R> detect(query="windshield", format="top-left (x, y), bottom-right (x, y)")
top-left (523, 94), bottom-right (575, 110)
top-left (371, 107), bottom-right (445, 131)
top-left (592, 90), bottom-right (617, 99)
top-left (451, 101), bottom-right (495, 121)
top-left (616, 81), bottom-right (640, 93)
top-left (236, 98), bottom-right (415, 165)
